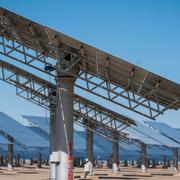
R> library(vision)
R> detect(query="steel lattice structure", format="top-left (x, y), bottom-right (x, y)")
top-left (0, 36), bottom-right (179, 120)
top-left (0, 7), bottom-right (179, 121)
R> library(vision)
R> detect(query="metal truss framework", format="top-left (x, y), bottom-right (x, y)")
top-left (0, 60), bottom-right (141, 147)
top-left (0, 60), bottom-right (173, 151)
top-left (0, 37), bottom-right (179, 119)
top-left (74, 116), bottom-right (138, 146)
top-left (0, 60), bottom-right (134, 128)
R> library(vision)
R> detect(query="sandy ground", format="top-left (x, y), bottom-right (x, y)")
top-left (0, 165), bottom-right (180, 180)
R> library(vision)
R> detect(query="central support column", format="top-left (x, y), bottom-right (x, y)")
top-left (55, 77), bottom-right (75, 180)
top-left (141, 143), bottom-right (147, 172)
top-left (173, 148), bottom-right (179, 171)
top-left (112, 133), bottom-right (119, 173)
top-left (86, 124), bottom-right (94, 175)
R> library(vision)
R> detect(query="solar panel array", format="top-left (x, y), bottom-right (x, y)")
top-left (0, 113), bottom-right (178, 160)
top-left (22, 115), bottom-right (180, 161)
top-left (23, 115), bottom-right (139, 151)
top-left (0, 112), bottom-right (49, 147)
top-left (23, 115), bottom-right (180, 149)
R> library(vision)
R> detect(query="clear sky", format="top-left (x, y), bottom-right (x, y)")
top-left (0, 0), bottom-right (180, 127)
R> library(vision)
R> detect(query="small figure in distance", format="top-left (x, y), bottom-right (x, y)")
top-left (84, 158), bottom-right (91, 178)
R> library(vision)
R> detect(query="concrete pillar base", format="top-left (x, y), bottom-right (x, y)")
top-left (173, 167), bottom-right (178, 172)
top-left (112, 163), bottom-right (118, 173)
top-left (141, 164), bottom-right (146, 172)
top-left (50, 163), bottom-right (56, 179)
top-left (89, 162), bottom-right (93, 175)
top-left (7, 163), bottom-right (13, 170)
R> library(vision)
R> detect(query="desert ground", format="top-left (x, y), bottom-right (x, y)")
top-left (0, 165), bottom-right (180, 180)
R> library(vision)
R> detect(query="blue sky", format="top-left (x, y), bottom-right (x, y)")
top-left (0, 0), bottom-right (180, 127)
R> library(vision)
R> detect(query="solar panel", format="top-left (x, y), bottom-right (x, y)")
top-left (0, 112), bottom-right (49, 147)
top-left (0, 135), bottom-right (11, 144)
top-left (94, 132), bottom-right (139, 151)
top-left (148, 146), bottom-right (172, 155)
top-left (0, 7), bottom-right (179, 120)
top-left (28, 126), bottom-right (49, 140)
top-left (123, 119), bottom-right (180, 147)
top-left (23, 115), bottom-right (50, 134)
top-left (144, 121), bottom-right (180, 144)
top-left (23, 115), bottom-right (50, 135)
top-left (123, 127), bottom-right (160, 145)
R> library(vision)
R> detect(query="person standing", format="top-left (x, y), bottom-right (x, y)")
top-left (84, 159), bottom-right (91, 178)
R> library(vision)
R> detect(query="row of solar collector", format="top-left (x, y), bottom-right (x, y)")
top-left (0, 112), bottom-right (180, 161)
